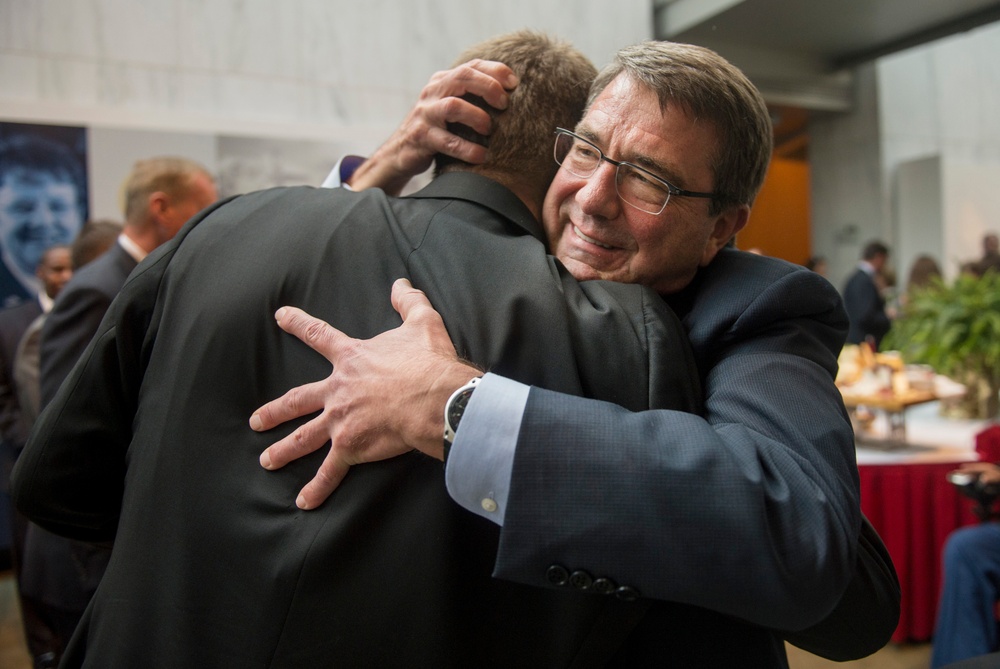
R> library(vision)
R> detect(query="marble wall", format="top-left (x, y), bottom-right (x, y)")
top-left (0, 0), bottom-right (652, 218)
top-left (809, 64), bottom-right (886, 290)
top-left (878, 20), bottom-right (1000, 281)
top-left (0, 0), bottom-right (652, 144)
top-left (812, 20), bottom-right (1000, 288)
top-left (6, 0), bottom-right (998, 285)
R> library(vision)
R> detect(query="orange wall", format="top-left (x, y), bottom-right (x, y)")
top-left (736, 158), bottom-right (811, 264)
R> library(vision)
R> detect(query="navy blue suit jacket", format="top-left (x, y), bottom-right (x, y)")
top-left (498, 249), bottom-right (898, 665)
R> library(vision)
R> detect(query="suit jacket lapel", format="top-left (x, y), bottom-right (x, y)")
top-left (405, 172), bottom-right (545, 244)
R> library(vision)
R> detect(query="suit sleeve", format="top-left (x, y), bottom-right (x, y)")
top-left (39, 281), bottom-right (114, 408)
top-left (10, 257), bottom-right (167, 541)
top-left (13, 317), bottom-right (43, 426)
top-left (0, 346), bottom-right (20, 443)
top-left (493, 269), bottom-right (867, 631)
top-left (782, 515), bottom-right (900, 659)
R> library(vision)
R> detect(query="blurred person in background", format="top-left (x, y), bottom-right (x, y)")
top-left (932, 462), bottom-right (1000, 668)
top-left (40, 157), bottom-right (216, 406)
top-left (8, 221), bottom-right (119, 669)
top-left (905, 254), bottom-right (942, 293)
top-left (15, 220), bottom-right (123, 426)
top-left (18, 158), bottom-right (215, 668)
top-left (805, 255), bottom-right (828, 277)
top-left (965, 232), bottom-right (1000, 278)
top-left (0, 242), bottom-right (72, 669)
top-left (67, 219), bottom-right (124, 274)
top-left (0, 245), bottom-right (72, 461)
top-left (897, 254), bottom-right (942, 311)
top-left (843, 240), bottom-right (892, 349)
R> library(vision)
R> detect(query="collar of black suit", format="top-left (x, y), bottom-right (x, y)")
top-left (404, 172), bottom-right (545, 245)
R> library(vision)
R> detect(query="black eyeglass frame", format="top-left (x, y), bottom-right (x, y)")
top-left (553, 127), bottom-right (716, 215)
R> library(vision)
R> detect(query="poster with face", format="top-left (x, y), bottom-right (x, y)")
top-left (0, 122), bottom-right (88, 309)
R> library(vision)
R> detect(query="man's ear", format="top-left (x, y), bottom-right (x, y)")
top-left (147, 191), bottom-right (171, 226)
top-left (701, 204), bottom-right (750, 266)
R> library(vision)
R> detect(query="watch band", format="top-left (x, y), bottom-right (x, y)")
top-left (443, 376), bottom-right (482, 463)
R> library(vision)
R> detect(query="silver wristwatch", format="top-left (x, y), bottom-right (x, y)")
top-left (443, 376), bottom-right (482, 462)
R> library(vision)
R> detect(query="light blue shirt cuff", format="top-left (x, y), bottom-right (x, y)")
top-left (320, 155), bottom-right (366, 189)
top-left (444, 373), bottom-right (529, 526)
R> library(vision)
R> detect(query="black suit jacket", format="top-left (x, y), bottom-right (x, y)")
top-left (20, 241), bottom-right (138, 613)
top-left (40, 241), bottom-right (138, 407)
top-left (0, 298), bottom-right (41, 489)
top-left (842, 266), bottom-right (890, 348)
top-left (14, 174), bottom-right (703, 667)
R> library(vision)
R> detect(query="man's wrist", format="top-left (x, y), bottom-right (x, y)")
top-left (348, 143), bottom-right (411, 195)
top-left (443, 374), bottom-right (528, 525)
top-left (418, 361), bottom-right (483, 461)
top-left (443, 376), bottom-right (482, 463)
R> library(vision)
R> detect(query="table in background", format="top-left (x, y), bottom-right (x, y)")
top-left (855, 402), bottom-right (992, 643)
top-left (859, 461), bottom-right (978, 643)
top-left (842, 389), bottom-right (937, 446)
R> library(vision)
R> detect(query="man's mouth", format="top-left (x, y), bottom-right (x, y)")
top-left (572, 225), bottom-right (615, 250)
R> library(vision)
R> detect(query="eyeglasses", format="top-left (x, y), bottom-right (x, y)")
top-left (553, 128), bottom-right (715, 215)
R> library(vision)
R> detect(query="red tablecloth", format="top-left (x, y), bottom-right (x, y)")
top-left (859, 460), bottom-right (980, 643)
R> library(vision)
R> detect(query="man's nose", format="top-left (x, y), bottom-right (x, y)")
top-left (576, 161), bottom-right (621, 220)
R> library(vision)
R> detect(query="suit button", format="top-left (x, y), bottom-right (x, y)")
top-left (592, 577), bottom-right (616, 595)
top-left (546, 565), bottom-right (569, 586)
top-left (615, 586), bottom-right (640, 602)
top-left (569, 570), bottom-right (593, 590)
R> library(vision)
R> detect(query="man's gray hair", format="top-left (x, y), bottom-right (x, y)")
top-left (588, 41), bottom-right (773, 214)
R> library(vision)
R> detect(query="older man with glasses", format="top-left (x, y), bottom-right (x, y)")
top-left (552, 127), bottom-right (716, 215)
top-left (252, 40), bottom-right (900, 666)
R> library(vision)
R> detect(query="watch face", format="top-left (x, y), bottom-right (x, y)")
top-left (448, 388), bottom-right (473, 429)
top-left (445, 377), bottom-right (480, 445)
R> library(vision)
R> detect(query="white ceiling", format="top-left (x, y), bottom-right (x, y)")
top-left (655, 0), bottom-right (1000, 111)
